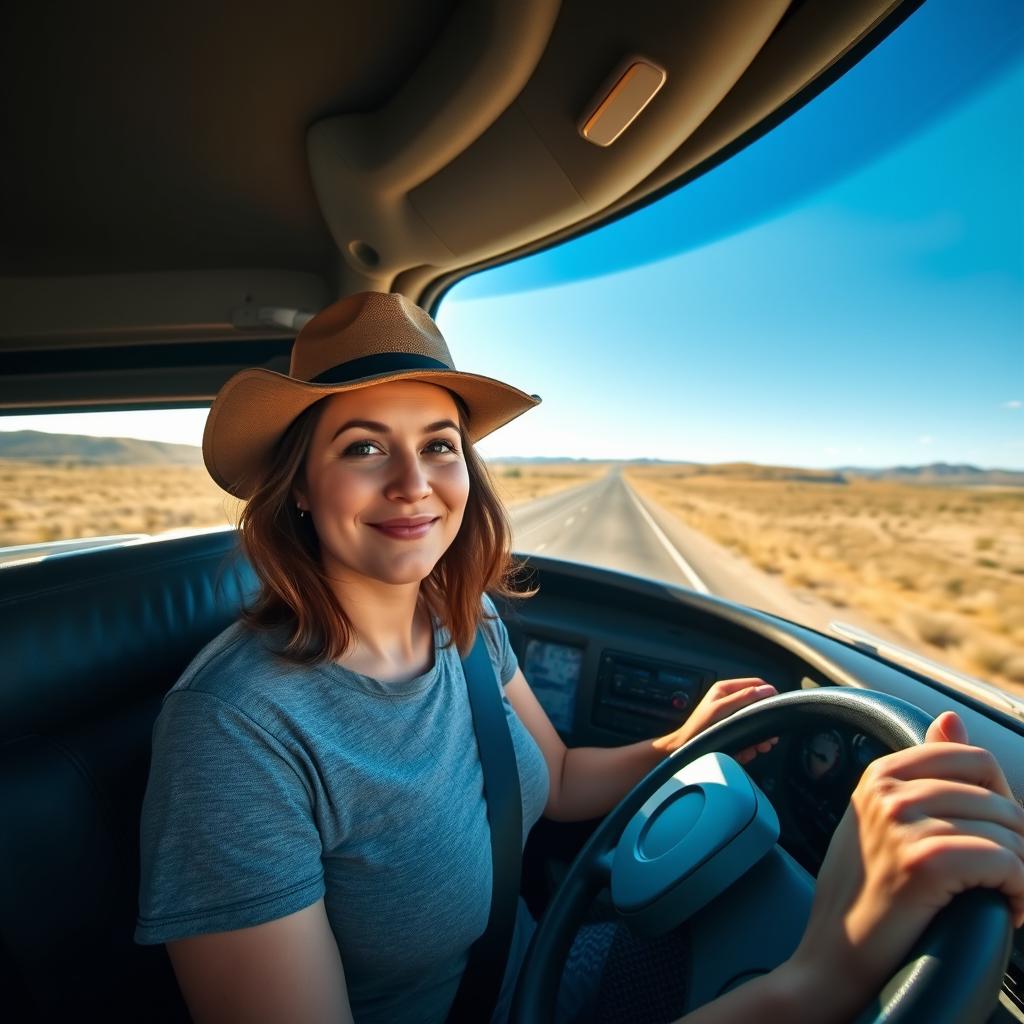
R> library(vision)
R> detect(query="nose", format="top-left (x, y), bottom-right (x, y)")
top-left (384, 447), bottom-right (432, 503)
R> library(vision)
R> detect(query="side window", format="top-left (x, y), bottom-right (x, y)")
top-left (0, 407), bottom-right (238, 565)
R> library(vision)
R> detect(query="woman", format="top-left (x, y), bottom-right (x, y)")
top-left (134, 291), bottom-right (1024, 1024)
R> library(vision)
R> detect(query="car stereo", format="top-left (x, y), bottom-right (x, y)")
top-left (593, 649), bottom-right (712, 738)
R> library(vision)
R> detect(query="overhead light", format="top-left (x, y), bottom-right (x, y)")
top-left (579, 57), bottom-right (668, 147)
top-left (231, 304), bottom-right (315, 332)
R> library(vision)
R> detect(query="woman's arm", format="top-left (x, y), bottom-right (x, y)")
top-left (167, 898), bottom-right (354, 1024)
top-left (504, 671), bottom-right (779, 823)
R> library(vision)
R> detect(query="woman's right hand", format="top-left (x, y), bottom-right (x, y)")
top-left (783, 710), bottom-right (1024, 1019)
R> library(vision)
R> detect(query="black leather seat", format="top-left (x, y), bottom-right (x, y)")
top-left (0, 531), bottom-right (258, 1022)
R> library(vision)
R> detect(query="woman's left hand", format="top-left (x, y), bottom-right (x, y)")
top-left (652, 677), bottom-right (780, 764)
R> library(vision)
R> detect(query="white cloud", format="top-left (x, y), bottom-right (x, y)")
top-left (918, 435), bottom-right (934, 446)
top-left (1003, 400), bottom-right (1022, 410)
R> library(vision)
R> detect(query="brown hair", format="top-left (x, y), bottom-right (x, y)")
top-left (234, 390), bottom-right (537, 665)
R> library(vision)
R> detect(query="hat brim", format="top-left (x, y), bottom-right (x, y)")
top-left (202, 366), bottom-right (541, 498)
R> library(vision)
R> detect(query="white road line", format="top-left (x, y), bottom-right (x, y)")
top-left (625, 487), bottom-right (710, 594)
top-left (515, 487), bottom-right (595, 537)
top-left (564, 516), bottom-right (575, 527)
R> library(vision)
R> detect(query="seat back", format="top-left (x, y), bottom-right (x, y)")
top-left (0, 531), bottom-right (258, 1021)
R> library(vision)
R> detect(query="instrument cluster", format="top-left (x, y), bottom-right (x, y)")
top-left (751, 725), bottom-right (890, 873)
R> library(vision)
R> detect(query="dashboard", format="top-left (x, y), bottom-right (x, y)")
top-left (517, 634), bottom-right (881, 872)
top-left (506, 625), bottom-right (861, 869)
top-left (496, 566), bottom-right (1024, 1021)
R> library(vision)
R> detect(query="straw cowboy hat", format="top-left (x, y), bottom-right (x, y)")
top-left (202, 290), bottom-right (541, 498)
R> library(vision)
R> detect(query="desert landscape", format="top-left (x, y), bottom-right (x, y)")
top-left (0, 457), bottom-right (606, 548)
top-left (1, 461), bottom-right (242, 546)
top-left (488, 460), bottom-right (610, 506)
top-left (624, 463), bottom-right (1024, 697)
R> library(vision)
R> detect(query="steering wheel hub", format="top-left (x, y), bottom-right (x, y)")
top-left (611, 752), bottom-right (779, 936)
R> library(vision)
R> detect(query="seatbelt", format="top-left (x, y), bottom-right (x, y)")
top-left (446, 625), bottom-right (523, 1024)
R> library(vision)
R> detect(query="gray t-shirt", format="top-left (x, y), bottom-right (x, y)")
top-left (135, 593), bottom-right (550, 1024)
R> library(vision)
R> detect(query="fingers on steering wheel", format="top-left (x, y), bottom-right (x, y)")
top-left (869, 744), bottom-right (1016, 801)
top-left (711, 683), bottom-right (778, 718)
top-left (732, 736), bottom-right (781, 765)
top-left (901, 831), bottom-right (1024, 927)
top-left (710, 677), bottom-right (772, 696)
top-left (880, 777), bottom-right (1024, 833)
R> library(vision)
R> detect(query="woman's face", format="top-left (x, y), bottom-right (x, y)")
top-left (295, 380), bottom-right (470, 587)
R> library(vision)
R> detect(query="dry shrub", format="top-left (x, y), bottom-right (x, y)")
top-left (962, 638), bottom-right (1015, 677)
top-left (0, 462), bottom-right (241, 546)
top-left (489, 461), bottom-right (609, 506)
top-left (909, 611), bottom-right (965, 650)
top-left (623, 465), bottom-right (1024, 698)
top-left (1001, 655), bottom-right (1024, 685)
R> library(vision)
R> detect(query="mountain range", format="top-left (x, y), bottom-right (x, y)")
top-left (0, 430), bottom-right (203, 465)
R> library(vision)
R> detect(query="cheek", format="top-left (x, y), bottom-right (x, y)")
top-left (441, 463), bottom-right (471, 508)
top-left (315, 467), bottom-right (368, 515)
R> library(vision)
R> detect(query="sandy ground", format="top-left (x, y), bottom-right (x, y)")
top-left (623, 465), bottom-right (1024, 699)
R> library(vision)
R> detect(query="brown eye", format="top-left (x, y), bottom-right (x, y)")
top-left (343, 441), bottom-right (382, 457)
top-left (426, 439), bottom-right (459, 454)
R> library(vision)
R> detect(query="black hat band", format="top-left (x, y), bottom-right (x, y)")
top-left (308, 352), bottom-right (451, 385)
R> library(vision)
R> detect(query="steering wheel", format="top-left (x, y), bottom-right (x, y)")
top-left (511, 688), bottom-right (1014, 1024)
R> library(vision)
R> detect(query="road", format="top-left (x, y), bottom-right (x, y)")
top-left (508, 466), bottom-right (859, 632)
top-left (508, 467), bottom-right (1024, 715)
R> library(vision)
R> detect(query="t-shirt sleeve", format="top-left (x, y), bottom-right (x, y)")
top-left (481, 592), bottom-right (520, 687)
top-left (134, 689), bottom-right (325, 945)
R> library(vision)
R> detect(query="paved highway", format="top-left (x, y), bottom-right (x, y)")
top-left (508, 465), bottom-right (839, 629)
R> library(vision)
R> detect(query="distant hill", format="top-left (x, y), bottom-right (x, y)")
top-left (838, 462), bottom-right (1024, 487)
top-left (687, 461), bottom-right (846, 484)
top-left (624, 459), bottom-right (1023, 487)
top-left (0, 430), bottom-right (204, 465)
top-left (488, 456), bottom-right (616, 464)
top-left (488, 456), bottom-right (692, 466)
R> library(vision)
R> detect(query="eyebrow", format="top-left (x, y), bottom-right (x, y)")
top-left (330, 418), bottom-right (461, 443)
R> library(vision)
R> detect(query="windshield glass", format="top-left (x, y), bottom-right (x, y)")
top-left (435, 0), bottom-right (1024, 705)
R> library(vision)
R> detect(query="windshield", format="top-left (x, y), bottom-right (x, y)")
top-left (1, 0), bottom-right (1020, 713)
top-left (434, 0), bottom-right (1024, 706)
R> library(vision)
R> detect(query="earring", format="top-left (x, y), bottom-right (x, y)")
top-left (296, 504), bottom-right (307, 518)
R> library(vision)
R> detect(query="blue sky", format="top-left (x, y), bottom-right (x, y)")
top-left (3, 0), bottom-right (1022, 469)
top-left (436, 0), bottom-right (1024, 468)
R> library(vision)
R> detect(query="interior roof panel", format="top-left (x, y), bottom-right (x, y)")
top-left (0, 0), bottom-right (460, 277)
top-left (0, 0), bottom-right (926, 412)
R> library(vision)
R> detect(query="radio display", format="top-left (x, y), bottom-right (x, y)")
top-left (522, 637), bottom-right (583, 733)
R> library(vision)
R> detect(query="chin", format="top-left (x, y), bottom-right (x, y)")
top-left (364, 554), bottom-right (445, 587)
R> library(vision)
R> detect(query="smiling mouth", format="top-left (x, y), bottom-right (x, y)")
top-left (369, 518), bottom-right (439, 539)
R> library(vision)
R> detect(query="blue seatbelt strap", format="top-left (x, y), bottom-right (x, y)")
top-left (446, 624), bottom-right (523, 1024)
